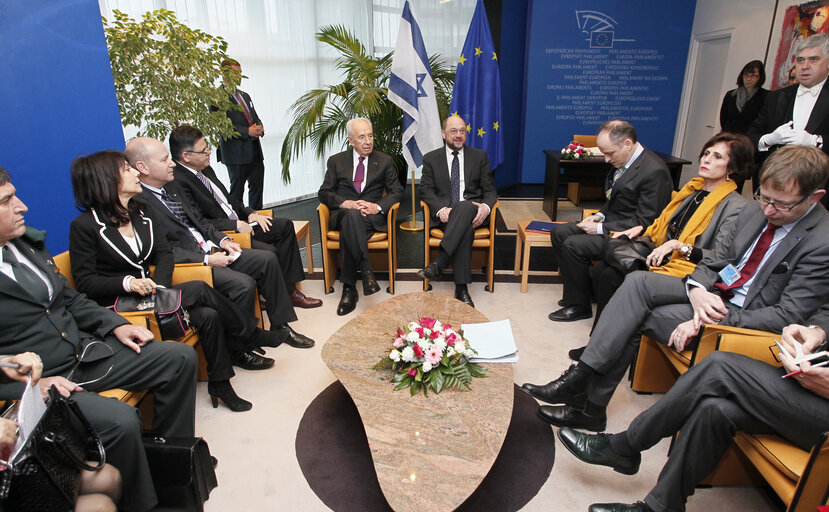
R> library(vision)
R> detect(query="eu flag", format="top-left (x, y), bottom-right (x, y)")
top-left (449, 0), bottom-right (504, 168)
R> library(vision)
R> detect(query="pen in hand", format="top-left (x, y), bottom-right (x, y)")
top-left (782, 360), bottom-right (829, 378)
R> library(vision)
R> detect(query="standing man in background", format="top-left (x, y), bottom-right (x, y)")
top-left (216, 59), bottom-right (266, 210)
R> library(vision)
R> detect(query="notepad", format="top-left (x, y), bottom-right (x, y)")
top-left (525, 220), bottom-right (558, 234)
top-left (462, 319), bottom-right (519, 363)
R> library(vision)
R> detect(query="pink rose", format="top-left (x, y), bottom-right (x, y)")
top-left (393, 337), bottom-right (405, 348)
top-left (412, 344), bottom-right (423, 358)
top-left (430, 330), bottom-right (441, 340)
top-left (397, 328), bottom-right (405, 338)
top-left (408, 368), bottom-right (417, 377)
top-left (415, 327), bottom-right (424, 337)
top-left (446, 332), bottom-right (457, 345)
top-left (420, 317), bottom-right (437, 329)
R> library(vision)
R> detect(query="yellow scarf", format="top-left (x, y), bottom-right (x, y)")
top-left (642, 177), bottom-right (737, 277)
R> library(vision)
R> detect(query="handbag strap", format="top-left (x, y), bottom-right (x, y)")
top-left (46, 391), bottom-right (106, 471)
top-left (66, 341), bottom-right (115, 387)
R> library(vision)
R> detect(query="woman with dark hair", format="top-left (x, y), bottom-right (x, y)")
top-left (568, 133), bottom-right (754, 360)
top-left (720, 60), bottom-right (768, 134)
top-left (68, 150), bottom-right (281, 412)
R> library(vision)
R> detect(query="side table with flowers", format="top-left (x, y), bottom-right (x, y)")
top-left (561, 141), bottom-right (594, 160)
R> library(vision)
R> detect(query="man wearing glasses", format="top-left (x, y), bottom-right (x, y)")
top-left (748, 33), bottom-right (829, 188)
top-left (169, 125), bottom-right (322, 310)
top-left (522, 145), bottom-right (829, 433)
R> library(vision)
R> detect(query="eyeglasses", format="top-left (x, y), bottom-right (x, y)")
top-left (753, 192), bottom-right (809, 212)
top-left (743, 72), bottom-right (760, 78)
top-left (185, 145), bottom-right (211, 155)
top-left (446, 128), bottom-right (466, 135)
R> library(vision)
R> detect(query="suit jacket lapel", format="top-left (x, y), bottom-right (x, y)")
top-left (806, 82), bottom-right (829, 133)
top-left (3, 239), bottom-right (57, 304)
top-left (92, 209), bottom-right (152, 272)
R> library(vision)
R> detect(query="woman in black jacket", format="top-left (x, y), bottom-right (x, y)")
top-left (69, 150), bottom-right (280, 412)
top-left (719, 60), bottom-right (768, 134)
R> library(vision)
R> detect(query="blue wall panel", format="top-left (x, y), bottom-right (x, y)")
top-left (0, 0), bottom-right (124, 253)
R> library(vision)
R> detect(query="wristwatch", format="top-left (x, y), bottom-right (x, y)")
top-left (679, 243), bottom-right (693, 259)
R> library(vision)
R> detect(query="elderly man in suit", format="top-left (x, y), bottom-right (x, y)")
top-left (215, 59), bottom-right (266, 209)
top-left (548, 120), bottom-right (673, 322)
top-left (748, 34), bottom-right (829, 187)
top-left (0, 165), bottom-right (196, 512)
top-left (418, 115), bottom-right (497, 308)
top-left (169, 125), bottom-right (321, 309)
top-left (556, 305), bottom-right (829, 512)
top-left (522, 145), bottom-right (829, 432)
top-left (125, 137), bottom-right (314, 349)
top-left (318, 117), bottom-right (403, 316)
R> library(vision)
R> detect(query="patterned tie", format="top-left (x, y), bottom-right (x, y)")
top-left (605, 167), bottom-right (625, 199)
top-left (3, 246), bottom-right (49, 304)
top-left (353, 156), bottom-right (365, 194)
top-left (714, 223), bottom-right (780, 297)
top-left (196, 172), bottom-right (238, 220)
top-left (235, 92), bottom-right (254, 125)
top-left (450, 151), bottom-right (460, 206)
top-left (160, 189), bottom-right (192, 227)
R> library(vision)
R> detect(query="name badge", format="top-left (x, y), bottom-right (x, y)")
top-left (719, 264), bottom-right (740, 286)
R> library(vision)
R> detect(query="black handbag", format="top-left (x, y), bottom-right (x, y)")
top-left (114, 287), bottom-right (191, 340)
top-left (0, 387), bottom-right (106, 512)
top-left (603, 235), bottom-right (656, 274)
top-left (142, 434), bottom-right (217, 511)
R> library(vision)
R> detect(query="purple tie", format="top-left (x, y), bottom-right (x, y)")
top-left (354, 156), bottom-right (365, 193)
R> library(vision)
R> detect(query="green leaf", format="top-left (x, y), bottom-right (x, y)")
top-left (410, 381), bottom-right (422, 396)
top-left (394, 379), bottom-right (412, 391)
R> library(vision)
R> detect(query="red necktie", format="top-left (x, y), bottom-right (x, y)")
top-left (714, 223), bottom-right (780, 295)
top-left (353, 156), bottom-right (365, 193)
top-left (235, 92), bottom-right (254, 126)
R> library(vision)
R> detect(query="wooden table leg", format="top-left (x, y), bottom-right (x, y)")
top-left (521, 240), bottom-right (532, 293)
top-left (513, 232), bottom-right (522, 276)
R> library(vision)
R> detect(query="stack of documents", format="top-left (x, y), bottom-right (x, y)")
top-left (462, 319), bottom-right (519, 363)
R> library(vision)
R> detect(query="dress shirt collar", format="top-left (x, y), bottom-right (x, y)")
top-left (445, 144), bottom-right (464, 159)
top-left (352, 149), bottom-right (369, 168)
top-left (620, 143), bottom-right (644, 170)
top-left (141, 182), bottom-right (166, 197)
top-left (798, 78), bottom-right (826, 97)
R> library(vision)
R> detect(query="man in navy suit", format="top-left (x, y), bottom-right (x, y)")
top-left (215, 59), bottom-right (266, 209)
top-left (418, 115), bottom-right (497, 308)
top-left (318, 118), bottom-right (403, 316)
top-left (748, 33), bottom-right (829, 188)
top-left (169, 124), bottom-right (322, 309)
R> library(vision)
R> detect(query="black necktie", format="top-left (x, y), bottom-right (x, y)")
top-left (3, 246), bottom-right (49, 304)
top-left (450, 151), bottom-right (460, 206)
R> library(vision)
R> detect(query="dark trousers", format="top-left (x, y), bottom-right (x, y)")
top-left (227, 159), bottom-right (265, 210)
top-left (251, 215), bottom-right (306, 288)
top-left (435, 201), bottom-right (486, 284)
top-left (331, 208), bottom-right (384, 286)
top-left (624, 352), bottom-right (829, 512)
top-left (175, 280), bottom-right (259, 381)
top-left (590, 260), bottom-right (626, 332)
top-left (72, 339), bottom-right (197, 512)
top-left (551, 222), bottom-right (606, 307)
top-left (213, 247), bottom-right (297, 326)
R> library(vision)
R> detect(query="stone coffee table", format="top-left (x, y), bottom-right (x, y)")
top-left (320, 292), bottom-right (514, 512)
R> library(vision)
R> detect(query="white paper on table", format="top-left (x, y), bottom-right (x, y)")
top-left (12, 377), bottom-right (46, 459)
top-left (461, 319), bottom-right (518, 361)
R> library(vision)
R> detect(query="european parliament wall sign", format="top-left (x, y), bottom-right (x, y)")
top-left (520, 1), bottom-right (696, 183)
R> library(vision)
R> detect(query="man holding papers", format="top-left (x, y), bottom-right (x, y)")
top-left (557, 306), bottom-right (829, 512)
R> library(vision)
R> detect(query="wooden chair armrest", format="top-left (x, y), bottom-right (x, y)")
top-left (385, 203), bottom-right (400, 232)
top-left (118, 311), bottom-right (161, 339)
top-left (697, 324), bottom-right (780, 367)
top-left (224, 231), bottom-right (252, 248)
top-left (171, 263), bottom-right (213, 287)
top-left (317, 203), bottom-right (330, 237)
top-left (582, 208), bottom-right (600, 220)
top-left (257, 209), bottom-right (272, 217)
top-left (420, 201), bottom-right (431, 232)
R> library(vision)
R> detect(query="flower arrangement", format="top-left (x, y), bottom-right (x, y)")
top-left (561, 141), bottom-right (593, 160)
top-left (372, 317), bottom-right (486, 396)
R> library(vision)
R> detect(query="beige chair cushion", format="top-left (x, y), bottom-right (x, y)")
top-left (429, 227), bottom-right (491, 239)
top-left (327, 231), bottom-right (388, 243)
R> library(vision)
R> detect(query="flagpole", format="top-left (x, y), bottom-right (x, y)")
top-left (399, 168), bottom-right (423, 231)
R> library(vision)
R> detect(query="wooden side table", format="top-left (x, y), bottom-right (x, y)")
top-left (513, 221), bottom-right (560, 293)
top-left (293, 220), bottom-right (313, 275)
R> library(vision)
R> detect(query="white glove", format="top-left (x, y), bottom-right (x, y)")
top-left (780, 129), bottom-right (819, 147)
top-left (760, 121), bottom-right (794, 147)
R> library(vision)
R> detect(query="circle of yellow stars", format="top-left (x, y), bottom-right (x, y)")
top-left (455, 47), bottom-right (500, 138)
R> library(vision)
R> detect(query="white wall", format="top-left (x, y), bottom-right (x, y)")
top-left (673, 0), bottom-right (777, 158)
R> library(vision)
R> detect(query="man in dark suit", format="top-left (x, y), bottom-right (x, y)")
top-left (555, 307), bottom-right (829, 512)
top-left (522, 146), bottom-right (829, 432)
top-left (748, 33), bottom-right (829, 188)
top-left (125, 137), bottom-right (314, 349)
top-left (0, 165), bottom-right (196, 512)
top-left (318, 117), bottom-right (403, 316)
top-left (169, 125), bottom-right (322, 309)
top-left (215, 59), bottom-right (266, 209)
top-left (418, 115), bottom-right (497, 308)
top-left (548, 120), bottom-right (673, 322)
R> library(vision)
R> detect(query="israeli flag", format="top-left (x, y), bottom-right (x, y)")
top-left (388, 0), bottom-right (443, 174)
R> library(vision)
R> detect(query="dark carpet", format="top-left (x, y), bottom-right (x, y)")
top-left (295, 383), bottom-right (555, 511)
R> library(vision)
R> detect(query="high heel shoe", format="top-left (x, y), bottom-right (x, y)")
top-left (207, 380), bottom-right (252, 412)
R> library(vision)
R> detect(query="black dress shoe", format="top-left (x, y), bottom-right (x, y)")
top-left (454, 287), bottom-right (475, 308)
top-left (362, 272), bottom-right (380, 295)
top-left (589, 503), bottom-right (652, 512)
top-left (207, 380), bottom-right (252, 412)
top-left (558, 298), bottom-right (566, 307)
top-left (274, 325), bottom-right (315, 348)
top-left (557, 427), bottom-right (640, 474)
top-left (337, 285), bottom-right (358, 316)
top-left (538, 404), bottom-right (607, 432)
top-left (520, 364), bottom-right (589, 407)
top-left (569, 345), bottom-right (586, 361)
top-left (231, 351), bottom-right (275, 370)
top-left (417, 262), bottom-right (440, 281)
top-left (249, 328), bottom-right (283, 349)
top-left (548, 305), bottom-right (592, 322)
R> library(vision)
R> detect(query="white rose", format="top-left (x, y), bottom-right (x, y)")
top-left (406, 331), bottom-right (420, 342)
top-left (464, 349), bottom-right (475, 358)
top-left (454, 341), bottom-right (466, 354)
top-left (401, 346), bottom-right (415, 362)
top-left (446, 347), bottom-right (456, 357)
top-left (417, 338), bottom-right (430, 351)
top-left (389, 349), bottom-right (401, 362)
top-left (422, 362), bottom-right (433, 372)
top-left (408, 321), bottom-right (419, 330)
top-left (433, 320), bottom-right (443, 331)
top-left (432, 337), bottom-right (446, 352)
